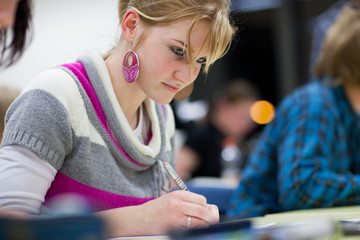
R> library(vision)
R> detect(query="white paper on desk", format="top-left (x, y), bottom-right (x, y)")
top-left (253, 222), bottom-right (277, 229)
top-left (108, 235), bottom-right (169, 240)
top-left (341, 218), bottom-right (360, 222)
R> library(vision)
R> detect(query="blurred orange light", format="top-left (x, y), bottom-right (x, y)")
top-left (250, 100), bottom-right (275, 124)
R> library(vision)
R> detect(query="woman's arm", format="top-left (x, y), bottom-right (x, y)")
top-left (0, 145), bottom-right (57, 214)
top-left (97, 190), bottom-right (219, 237)
top-left (0, 146), bottom-right (219, 238)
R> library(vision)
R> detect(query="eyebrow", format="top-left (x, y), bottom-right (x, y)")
top-left (172, 39), bottom-right (187, 48)
top-left (171, 39), bottom-right (207, 59)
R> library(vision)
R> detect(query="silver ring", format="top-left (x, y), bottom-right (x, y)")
top-left (187, 216), bottom-right (191, 228)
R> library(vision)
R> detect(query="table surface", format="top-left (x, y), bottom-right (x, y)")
top-left (111, 205), bottom-right (360, 240)
top-left (252, 205), bottom-right (360, 240)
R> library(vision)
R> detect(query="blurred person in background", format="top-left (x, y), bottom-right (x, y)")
top-left (227, 4), bottom-right (360, 219)
top-left (176, 79), bottom-right (260, 182)
top-left (0, 0), bottom-right (236, 237)
top-left (0, 0), bottom-right (32, 218)
top-left (309, 0), bottom-right (360, 78)
top-left (0, 86), bottom-right (19, 143)
top-left (0, 0), bottom-right (32, 68)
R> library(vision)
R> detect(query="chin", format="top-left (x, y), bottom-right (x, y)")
top-left (150, 96), bottom-right (173, 105)
top-left (158, 99), bottom-right (172, 105)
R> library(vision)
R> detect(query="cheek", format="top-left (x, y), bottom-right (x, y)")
top-left (0, 2), bottom-right (17, 27)
top-left (138, 48), bottom-right (172, 76)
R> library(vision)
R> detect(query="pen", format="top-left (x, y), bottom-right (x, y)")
top-left (163, 161), bottom-right (189, 191)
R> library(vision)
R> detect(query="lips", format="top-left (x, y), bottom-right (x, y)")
top-left (162, 82), bottom-right (180, 93)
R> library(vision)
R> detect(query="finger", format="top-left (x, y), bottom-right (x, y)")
top-left (172, 190), bottom-right (207, 207)
top-left (0, 209), bottom-right (29, 219)
top-left (207, 204), bottom-right (220, 223)
top-left (185, 216), bottom-right (211, 229)
top-left (181, 201), bottom-right (216, 225)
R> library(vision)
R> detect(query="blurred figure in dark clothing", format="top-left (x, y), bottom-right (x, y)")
top-left (176, 79), bottom-right (260, 181)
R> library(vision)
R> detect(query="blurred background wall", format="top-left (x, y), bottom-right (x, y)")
top-left (191, 0), bottom-right (339, 107)
top-left (0, 0), bottom-right (119, 90)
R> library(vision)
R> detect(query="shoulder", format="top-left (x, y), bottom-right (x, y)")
top-left (21, 66), bottom-right (85, 112)
top-left (278, 81), bottom-right (334, 115)
top-left (24, 67), bottom-right (76, 91)
top-left (266, 81), bottom-right (340, 137)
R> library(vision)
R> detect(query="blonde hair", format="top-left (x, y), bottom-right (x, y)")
top-left (118, 0), bottom-right (236, 73)
top-left (314, 5), bottom-right (360, 85)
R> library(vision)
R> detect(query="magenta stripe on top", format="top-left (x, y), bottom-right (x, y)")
top-left (62, 62), bottom-right (147, 167)
top-left (45, 172), bottom-right (155, 211)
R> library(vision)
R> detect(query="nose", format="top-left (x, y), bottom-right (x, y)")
top-left (0, 0), bottom-right (19, 29)
top-left (174, 62), bottom-right (201, 86)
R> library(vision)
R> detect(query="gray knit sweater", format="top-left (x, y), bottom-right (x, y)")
top-left (2, 54), bottom-right (175, 211)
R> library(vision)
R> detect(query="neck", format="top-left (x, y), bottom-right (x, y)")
top-left (344, 84), bottom-right (360, 112)
top-left (105, 44), bottom-right (146, 129)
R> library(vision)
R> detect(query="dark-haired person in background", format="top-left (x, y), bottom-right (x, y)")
top-left (176, 80), bottom-right (260, 182)
top-left (0, 0), bottom-right (32, 68)
top-left (0, 0), bottom-right (32, 218)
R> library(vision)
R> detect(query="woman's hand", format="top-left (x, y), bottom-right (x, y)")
top-left (0, 208), bottom-right (30, 219)
top-left (97, 190), bottom-right (219, 237)
top-left (139, 190), bottom-right (219, 233)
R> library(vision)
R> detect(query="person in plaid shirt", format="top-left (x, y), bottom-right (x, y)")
top-left (226, 4), bottom-right (360, 219)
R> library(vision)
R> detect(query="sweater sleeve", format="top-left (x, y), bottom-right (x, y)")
top-left (0, 145), bottom-right (57, 214)
top-left (1, 68), bottom-right (82, 169)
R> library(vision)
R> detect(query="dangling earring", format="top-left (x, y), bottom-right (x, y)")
top-left (122, 49), bottom-right (139, 83)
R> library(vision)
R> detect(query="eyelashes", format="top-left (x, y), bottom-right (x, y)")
top-left (171, 47), bottom-right (184, 57)
top-left (196, 57), bottom-right (207, 64)
top-left (170, 47), bottom-right (206, 64)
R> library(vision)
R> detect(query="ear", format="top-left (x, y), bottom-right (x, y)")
top-left (121, 8), bottom-right (141, 43)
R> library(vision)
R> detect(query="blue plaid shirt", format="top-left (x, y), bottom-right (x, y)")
top-left (226, 80), bottom-right (360, 219)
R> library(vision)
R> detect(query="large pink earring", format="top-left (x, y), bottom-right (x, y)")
top-left (122, 50), bottom-right (139, 83)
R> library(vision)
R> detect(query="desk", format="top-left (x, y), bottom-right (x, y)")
top-left (186, 177), bottom-right (237, 216)
top-left (110, 206), bottom-right (360, 240)
top-left (253, 205), bottom-right (360, 240)
top-left (109, 236), bottom-right (169, 240)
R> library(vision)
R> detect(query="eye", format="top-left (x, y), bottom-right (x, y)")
top-left (196, 57), bottom-right (207, 65)
top-left (171, 47), bottom-right (185, 57)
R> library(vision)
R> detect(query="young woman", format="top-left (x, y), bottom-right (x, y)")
top-left (0, 0), bottom-right (236, 237)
